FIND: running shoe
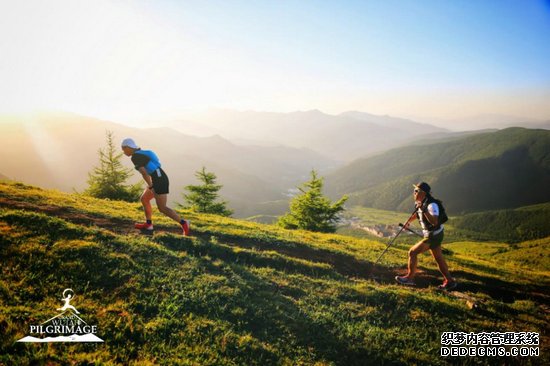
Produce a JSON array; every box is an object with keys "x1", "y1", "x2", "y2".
[
  {"x1": 135, "y1": 222, "x2": 153, "y2": 231},
  {"x1": 395, "y1": 276, "x2": 416, "y2": 286},
  {"x1": 437, "y1": 280, "x2": 458, "y2": 291},
  {"x1": 182, "y1": 220, "x2": 190, "y2": 236}
]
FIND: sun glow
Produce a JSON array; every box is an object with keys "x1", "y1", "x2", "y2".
[
  {"x1": 0, "y1": 1, "x2": 250, "y2": 124},
  {"x1": 1, "y1": 1, "x2": 549, "y2": 126}
]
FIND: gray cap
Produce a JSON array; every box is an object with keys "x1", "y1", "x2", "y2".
[{"x1": 121, "y1": 138, "x2": 139, "y2": 149}]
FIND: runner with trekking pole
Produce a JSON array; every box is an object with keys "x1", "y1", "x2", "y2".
[
  {"x1": 395, "y1": 182, "x2": 457, "y2": 290},
  {"x1": 121, "y1": 138, "x2": 190, "y2": 236}
]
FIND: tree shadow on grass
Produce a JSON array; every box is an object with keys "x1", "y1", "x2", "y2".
[{"x1": 195, "y1": 231, "x2": 380, "y2": 279}]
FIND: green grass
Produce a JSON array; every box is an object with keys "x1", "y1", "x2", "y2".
[
  {"x1": 0, "y1": 181, "x2": 548, "y2": 365},
  {"x1": 447, "y1": 239, "x2": 550, "y2": 273}
]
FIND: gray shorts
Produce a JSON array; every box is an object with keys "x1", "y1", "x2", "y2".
[{"x1": 420, "y1": 230, "x2": 444, "y2": 249}]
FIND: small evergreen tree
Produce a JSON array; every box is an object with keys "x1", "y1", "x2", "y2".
[
  {"x1": 85, "y1": 131, "x2": 142, "y2": 201},
  {"x1": 179, "y1": 167, "x2": 233, "y2": 216},
  {"x1": 278, "y1": 170, "x2": 348, "y2": 233}
]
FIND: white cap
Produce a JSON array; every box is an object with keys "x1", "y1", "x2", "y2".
[{"x1": 121, "y1": 138, "x2": 139, "y2": 149}]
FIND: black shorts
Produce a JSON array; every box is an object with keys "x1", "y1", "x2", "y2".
[{"x1": 151, "y1": 168, "x2": 169, "y2": 194}]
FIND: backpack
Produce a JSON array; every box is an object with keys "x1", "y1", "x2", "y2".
[
  {"x1": 418, "y1": 196, "x2": 449, "y2": 229},
  {"x1": 430, "y1": 197, "x2": 448, "y2": 225}
]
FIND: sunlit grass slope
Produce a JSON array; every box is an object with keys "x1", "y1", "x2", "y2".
[{"x1": 0, "y1": 181, "x2": 548, "y2": 365}]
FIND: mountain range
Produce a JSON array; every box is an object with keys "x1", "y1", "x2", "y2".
[
  {"x1": 2, "y1": 110, "x2": 548, "y2": 219},
  {"x1": 325, "y1": 127, "x2": 550, "y2": 214},
  {"x1": 0, "y1": 110, "x2": 452, "y2": 217},
  {"x1": 156, "y1": 109, "x2": 448, "y2": 161},
  {"x1": 415, "y1": 114, "x2": 550, "y2": 131},
  {"x1": 0, "y1": 112, "x2": 336, "y2": 217}
]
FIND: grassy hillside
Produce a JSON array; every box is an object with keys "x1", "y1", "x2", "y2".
[
  {"x1": 0, "y1": 181, "x2": 548, "y2": 365},
  {"x1": 326, "y1": 128, "x2": 550, "y2": 214}
]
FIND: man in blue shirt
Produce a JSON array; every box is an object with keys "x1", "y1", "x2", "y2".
[{"x1": 121, "y1": 138, "x2": 190, "y2": 236}]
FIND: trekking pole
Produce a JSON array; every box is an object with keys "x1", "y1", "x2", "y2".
[
  {"x1": 374, "y1": 209, "x2": 417, "y2": 266},
  {"x1": 398, "y1": 223, "x2": 423, "y2": 237}
]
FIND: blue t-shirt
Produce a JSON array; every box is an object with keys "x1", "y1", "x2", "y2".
[{"x1": 131, "y1": 149, "x2": 162, "y2": 175}]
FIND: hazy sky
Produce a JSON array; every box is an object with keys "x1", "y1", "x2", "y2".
[{"x1": 1, "y1": 0, "x2": 549, "y2": 125}]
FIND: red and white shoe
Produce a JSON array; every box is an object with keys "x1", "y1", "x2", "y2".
[
  {"x1": 135, "y1": 222, "x2": 153, "y2": 231},
  {"x1": 181, "y1": 220, "x2": 190, "y2": 236}
]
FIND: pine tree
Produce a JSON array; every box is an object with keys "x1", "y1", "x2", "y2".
[
  {"x1": 278, "y1": 170, "x2": 348, "y2": 233},
  {"x1": 180, "y1": 167, "x2": 233, "y2": 216},
  {"x1": 84, "y1": 131, "x2": 142, "y2": 201}
]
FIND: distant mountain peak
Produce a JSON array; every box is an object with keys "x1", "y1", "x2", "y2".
[{"x1": 288, "y1": 109, "x2": 326, "y2": 116}]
